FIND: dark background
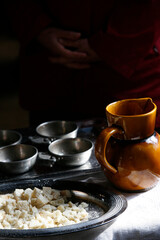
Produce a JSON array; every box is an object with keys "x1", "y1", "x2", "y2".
[{"x1": 0, "y1": 1, "x2": 29, "y2": 129}]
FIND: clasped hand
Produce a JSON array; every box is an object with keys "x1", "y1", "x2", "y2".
[{"x1": 37, "y1": 27, "x2": 100, "y2": 69}]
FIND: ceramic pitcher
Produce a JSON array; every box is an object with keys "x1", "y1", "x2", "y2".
[{"x1": 95, "y1": 98, "x2": 160, "y2": 192}]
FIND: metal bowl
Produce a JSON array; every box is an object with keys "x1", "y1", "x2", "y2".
[
  {"x1": 0, "y1": 144, "x2": 38, "y2": 174},
  {"x1": 36, "y1": 121, "x2": 78, "y2": 140},
  {"x1": 48, "y1": 138, "x2": 93, "y2": 167},
  {"x1": 0, "y1": 130, "x2": 22, "y2": 149}
]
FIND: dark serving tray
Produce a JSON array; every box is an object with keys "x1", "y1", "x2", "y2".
[
  {"x1": 0, "y1": 178, "x2": 127, "y2": 240},
  {"x1": 0, "y1": 119, "x2": 107, "y2": 183}
]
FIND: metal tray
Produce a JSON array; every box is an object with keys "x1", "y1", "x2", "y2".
[
  {"x1": 0, "y1": 178, "x2": 127, "y2": 240},
  {"x1": 0, "y1": 119, "x2": 106, "y2": 183}
]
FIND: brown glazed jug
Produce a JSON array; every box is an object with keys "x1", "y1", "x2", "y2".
[{"x1": 95, "y1": 98, "x2": 160, "y2": 192}]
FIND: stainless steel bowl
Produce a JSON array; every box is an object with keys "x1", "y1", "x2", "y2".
[
  {"x1": 0, "y1": 130, "x2": 22, "y2": 149},
  {"x1": 48, "y1": 138, "x2": 93, "y2": 167},
  {"x1": 36, "y1": 121, "x2": 78, "y2": 140},
  {"x1": 0, "y1": 144, "x2": 38, "y2": 174}
]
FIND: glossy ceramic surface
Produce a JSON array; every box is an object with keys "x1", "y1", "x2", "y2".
[
  {"x1": 106, "y1": 98, "x2": 156, "y2": 140},
  {"x1": 0, "y1": 179, "x2": 127, "y2": 239},
  {"x1": 95, "y1": 98, "x2": 160, "y2": 192}
]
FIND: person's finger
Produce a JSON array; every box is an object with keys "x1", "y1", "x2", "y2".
[
  {"x1": 63, "y1": 48, "x2": 87, "y2": 58},
  {"x1": 59, "y1": 30, "x2": 81, "y2": 40},
  {"x1": 58, "y1": 44, "x2": 87, "y2": 58},
  {"x1": 59, "y1": 38, "x2": 81, "y2": 48},
  {"x1": 65, "y1": 63, "x2": 91, "y2": 69}
]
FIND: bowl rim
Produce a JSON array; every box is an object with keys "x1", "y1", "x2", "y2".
[
  {"x1": 48, "y1": 137, "x2": 93, "y2": 157},
  {"x1": 0, "y1": 130, "x2": 22, "y2": 149},
  {"x1": 0, "y1": 144, "x2": 38, "y2": 164},
  {"x1": 0, "y1": 179, "x2": 127, "y2": 238},
  {"x1": 36, "y1": 120, "x2": 78, "y2": 138}
]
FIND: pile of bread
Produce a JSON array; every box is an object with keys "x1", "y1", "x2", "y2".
[{"x1": 0, "y1": 186, "x2": 89, "y2": 229}]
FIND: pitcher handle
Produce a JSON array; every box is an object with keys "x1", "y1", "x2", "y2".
[{"x1": 95, "y1": 127, "x2": 123, "y2": 174}]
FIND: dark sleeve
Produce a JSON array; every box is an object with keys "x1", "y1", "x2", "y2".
[
  {"x1": 88, "y1": 0, "x2": 154, "y2": 78},
  {"x1": 6, "y1": 0, "x2": 52, "y2": 47}
]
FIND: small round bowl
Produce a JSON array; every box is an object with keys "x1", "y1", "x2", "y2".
[
  {"x1": 36, "y1": 121, "x2": 78, "y2": 141},
  {"x1": 48, "y1": 138, "x2": 93, "y2": 167},
  {"x1": 0, "y1": 144, "x2": 38, "y2": 174},
  {"x1": 0, "y1": 130, "x2": 22, "y2": 149}
]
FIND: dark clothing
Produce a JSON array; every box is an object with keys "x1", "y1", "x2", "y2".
[{"x1": 8, "y1": 0, "x2": 160, "y2": 127}]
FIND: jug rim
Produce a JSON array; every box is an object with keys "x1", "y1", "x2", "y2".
[{"x1": 106, "y1": 98, "x2": 157, "y2": 118}]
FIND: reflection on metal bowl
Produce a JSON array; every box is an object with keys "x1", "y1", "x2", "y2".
[
  {"x1": 48, "y1": 137, "x2": 93, "y2": 167},
  {"x1": 0, "y1": 130, "x2": 22, "y2": 149},
  {"x1": 36, "y1": 121, "x2": 78, "y2": 140},
  {"x1": 0, "y1": 144, "x2": 38, "y2": 174}
]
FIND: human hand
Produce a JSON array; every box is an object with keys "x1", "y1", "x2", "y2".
[
  {"x1": 58, "y1": 38, "x2": 100, "y2": 66},
  {"x1": 37, "y1": 27, "x2": 90, "y2": 69}
]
